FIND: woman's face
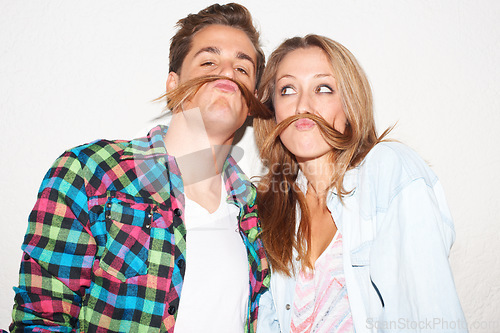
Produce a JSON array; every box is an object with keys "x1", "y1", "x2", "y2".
[{"x1": 274, "y1": 46, "x2": 347, "y2": 162}]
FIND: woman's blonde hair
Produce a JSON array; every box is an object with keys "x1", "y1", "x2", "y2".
[{"x1": 254, "y1": 35, "x2": 389, "y2": 275}]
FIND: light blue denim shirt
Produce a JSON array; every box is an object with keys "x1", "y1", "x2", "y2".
[{"x1": 257, "y1": 142, "x2": 467, "y2": 333}]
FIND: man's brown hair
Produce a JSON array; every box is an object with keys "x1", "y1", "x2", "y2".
[{"x1": 169, "y1": 3, "x2": 265, "y2": 87}]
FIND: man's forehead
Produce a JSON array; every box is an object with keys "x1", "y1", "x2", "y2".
[{"x1": 190, "y1": 25, "x2": 257, "y2": 59}]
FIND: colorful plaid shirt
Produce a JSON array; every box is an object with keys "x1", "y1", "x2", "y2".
[{"x1": 11, "y1": 125, "x2": 269, "y2": 333}]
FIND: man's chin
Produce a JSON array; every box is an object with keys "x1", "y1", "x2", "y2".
[
  {"x1": 202, "y1": 113, "x2": 247, "y2": 134},
  {"x1": 206, "y1": 96, "x2": 246, "y2": 116}
]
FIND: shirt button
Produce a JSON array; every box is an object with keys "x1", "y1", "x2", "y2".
[
  {"x1": 168, "y1": 305, "x2": 176, "y2": 315},
  {"x1": 145, "y1": 224, "x2": 151, "y2": 229},
  {"x1": 105, "y1": 211, "x2": 111, "y2": 219},
  {"x1": 174, "y1": 208, "x2": 182, "y2": 216},
  {"x1": 286, "y1": 304, "x2": 291, "y2": 310},
  {"x1": 178, "y1": 259, "x2": 185, "y2": 268},
  {"x1": 106, "y1": 202, "x2": 112, "y2": 208}
]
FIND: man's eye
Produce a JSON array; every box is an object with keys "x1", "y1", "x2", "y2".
[
  {"x1": 315, "y1": 85, "x2": 333, "y2": 93},
  {"x1": 280, "y1": 86, "x2": 295, "y2": 96},
  {"x1": 201, "y1": 61, "x2": 215, "y2": 67},
  {"x1": 236, "y1": 67, "x2": 248, "y2": 75}
]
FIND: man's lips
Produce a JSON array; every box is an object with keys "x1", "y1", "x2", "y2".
[
  {"x1": 295, "y1": 118, "x2": 315, "y2": 130},
  {"x1": 213, "y1": 79, "x2": 238, "y2": 93}
]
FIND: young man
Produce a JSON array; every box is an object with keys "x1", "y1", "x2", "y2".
[{"x1": 10, "y1": 4, "x2": 269, "y2": 333}]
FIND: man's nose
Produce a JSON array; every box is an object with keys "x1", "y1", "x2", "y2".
[{"x1": 218, "y1": 62, "x2": 235, "y2": 79}]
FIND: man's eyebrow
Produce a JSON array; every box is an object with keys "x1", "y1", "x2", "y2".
[
  {"x1": 193, "y1": 47, "x2": 255, "y2": 69},
  {"x1": 236, "y1": 51, "x2": 255, "y2": 69},
  {"x1": 193, "y1": 46, "x2": 221, "y2": 58}
]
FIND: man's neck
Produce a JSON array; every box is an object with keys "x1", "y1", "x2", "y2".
[
  {"x1": 163, "y1": 108, "x2": 234, "y2": 212},
  {"x1": 164, "y1": 108, "x2": 233, "y2": 176}
]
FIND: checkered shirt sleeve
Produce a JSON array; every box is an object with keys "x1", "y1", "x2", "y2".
[{"x1": 12, "y1": 149, "x2": 95, "y2": 332}]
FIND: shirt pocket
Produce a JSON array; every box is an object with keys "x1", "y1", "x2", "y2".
[
  {"x1": 99, "y1": 192, "x2": 154, "y2": 282},
  {"x1": 350, "y1": 240, "x2": 371, "y2": 267},
  {"x1": 350, "y1": 241, "x2": 385, "y2": 308}
]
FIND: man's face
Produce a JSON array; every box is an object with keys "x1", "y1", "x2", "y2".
[{"x1": 167, "y1": 24, "x2": 257, "y2": 141}]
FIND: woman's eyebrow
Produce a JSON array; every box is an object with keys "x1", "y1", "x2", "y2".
[
  {"x1": 276, "y1": 74, "x2": 296, "y2": 82},
  {"x1": 276, "y1": 74, "x2": 334, "y2": 82},
  {"x1": 314, "y1": 74, "x2": 334, "y2": 78}
]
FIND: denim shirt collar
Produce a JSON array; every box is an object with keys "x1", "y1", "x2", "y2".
[
  {"x1": 295, "y1": 166, "x2": 359, "y2": 197},
  {"x1": 296, "y1": 166, "x2": 360, "y2": 233}
]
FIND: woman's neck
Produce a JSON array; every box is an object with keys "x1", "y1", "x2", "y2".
[{"x1": 297, "y1": 154, "x2": 334, "y2": 203}]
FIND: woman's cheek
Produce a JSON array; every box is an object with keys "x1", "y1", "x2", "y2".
[
  {"x1": 278, "y1": 127, "x2": 294, "y2": 151},
  {"x1": 274, "y1": 101, "x2": 292, "y2": 123}
]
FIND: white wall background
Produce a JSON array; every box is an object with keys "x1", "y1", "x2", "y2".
[{"x1": 1, "y1": 1, "x2": 498, "y2": 331}]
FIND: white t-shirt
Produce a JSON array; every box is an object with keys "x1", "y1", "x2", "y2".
[{"x1": 174, "y1": 180, "x2": 249, "y2": 333}]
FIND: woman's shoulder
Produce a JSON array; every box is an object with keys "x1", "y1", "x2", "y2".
[
  {"x1": 359, "y1": 142, "x2": 439, "y2": 189},
  {"x1": 365, "y1": 141, "x2": 421, "y2": 164}
]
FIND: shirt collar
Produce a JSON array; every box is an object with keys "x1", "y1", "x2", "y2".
[
  {"x1": 296, "y1": 166, "x2": 359, "y2": 235},
  {"x1": 120, "y1": 125, "x2": 254, "y2": 206},
  {"x1": 296, "y1": 169, "x2": 308, "y2": 195},
  {"x1": 121, "y1": 125, "x2": 169, "y2": 160},
  {"x1": 296, "y1": 165, "x2": 359, "y2": 199},
  {"x1": 222, "y1": 155, "x2": 254, "y2": 208}
]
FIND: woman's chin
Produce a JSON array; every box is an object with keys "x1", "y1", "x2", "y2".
[{"x1": 291, "y1": 147, "x2": 332, "y2": 164}]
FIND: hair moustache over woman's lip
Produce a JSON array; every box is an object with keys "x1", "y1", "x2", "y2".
[
  {"x1": 277, "y1": 113, "x2": 333, "y2": 133},
  {"x1": 267, "y1": 113, "x2": 357, "y2": 151},
  {"x1": 294, "y1": 118, "x2": 316, "y2": 130},
  {"x1": 166, "y1": 75, "x2": 273, "y2": 118}
]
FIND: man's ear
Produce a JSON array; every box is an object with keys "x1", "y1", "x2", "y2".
[{"x1": 166, "y1": 72, "x2": 180, "y2": 92}]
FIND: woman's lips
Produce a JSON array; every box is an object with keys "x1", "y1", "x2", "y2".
[
  {"x1": 295, "y1": 118, "x2": 315, "y2": 130},
  {"x1": 213, "y1": 79, "x2": 238, "y2": 93}
]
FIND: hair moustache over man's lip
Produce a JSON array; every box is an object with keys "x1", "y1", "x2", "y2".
[
  {"x1": 212, "y1": 79, "x2": 239, "y2": 93},
  {"x1": 166, "y1": 75, "x2": 273, "y2": 119}
]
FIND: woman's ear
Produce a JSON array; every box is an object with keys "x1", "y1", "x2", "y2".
[{"x1": 166, "y1": 72, "x2": 180, "y2": 92}]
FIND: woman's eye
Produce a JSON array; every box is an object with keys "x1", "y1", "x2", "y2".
[
  {"x1": 316, "y1": 85, "x2": 333, "y2": 93},
  {"x1": 280, "y1": 86, "x2": 296, "y2": 95}
]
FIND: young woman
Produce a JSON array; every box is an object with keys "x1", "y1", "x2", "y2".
[{"x1": 254, "y1": 35, "x2": 467, "y2": 332}]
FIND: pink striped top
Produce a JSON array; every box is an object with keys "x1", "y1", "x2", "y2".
[{"x1": 291, "y1": 232, "x2": 353, "y2": 333}]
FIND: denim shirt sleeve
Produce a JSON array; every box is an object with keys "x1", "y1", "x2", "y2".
[
  {"x1": 367, "y1": 144, "x2": 467, "y2": 332},
  {"x1": 256, "y1": 289, "x2": 281, "y2": 333}
]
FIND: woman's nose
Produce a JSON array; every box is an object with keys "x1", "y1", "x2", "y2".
[{"x1": 295, "y1": 92, "x2": 312, "y2": 115}]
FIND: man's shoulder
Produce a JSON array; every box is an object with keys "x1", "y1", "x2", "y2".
[
  {"x1": 64, "y1": 126, "x2": 165, "y2": 165},
  {"x1": 64, "y1": 138, "x2": 132, "y2": 165},
  {"x1": 49, "y1": 129, "x2": 158, "y2": 182}
]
